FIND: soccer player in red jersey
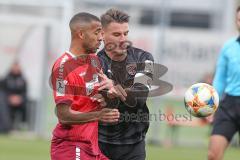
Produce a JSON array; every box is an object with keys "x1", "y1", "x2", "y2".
[{"x1": 50, "y1": 12, "x2": 120, "y2": 160}]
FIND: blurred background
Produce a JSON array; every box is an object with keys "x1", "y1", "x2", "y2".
[{"x1": 0, "y1": 0, "x2": 239, "y2": 159}]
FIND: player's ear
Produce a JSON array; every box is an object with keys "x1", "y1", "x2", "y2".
[{"x1": 77, "y1": 30, "x2": 85, "y2": 40}]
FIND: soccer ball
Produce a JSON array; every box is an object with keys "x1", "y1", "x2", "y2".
[{"x1": 184, "y1": 83, "x2": 219, "y2": 117}]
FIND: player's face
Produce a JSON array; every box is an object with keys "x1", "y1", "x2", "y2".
[
  {"x1": 11, "y1": 63, "x2": 21, "y2": 75},
  {"x1": 103, "y1": 22, "x2": 129, "y2": 60},
  {"x1": 82, "y1": 21, "x2": 102, "y2": 54},
  {"x1": 237, "y1": 11, "x2": 240, "y2": 31}
]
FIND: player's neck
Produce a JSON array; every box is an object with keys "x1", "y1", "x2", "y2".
[
  {"x1": 69, "y1": 48, "x2": 86, "y2": 57},
  {"x1": 69, "y1": 43, "x2": 88, "y2": 57},
  {"x1": 105, "y1": 51, "x2": 127, "y2": 62}
]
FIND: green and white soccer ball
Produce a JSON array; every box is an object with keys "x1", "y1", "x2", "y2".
[{"x1": 184, "y1": 83, "x2": 219, "y2": 117}]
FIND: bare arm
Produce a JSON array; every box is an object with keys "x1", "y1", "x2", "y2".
[{"x1": 56, "y1": 105, "x2": 120, "y2": 125}]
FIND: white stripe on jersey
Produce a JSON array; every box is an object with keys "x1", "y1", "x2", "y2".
[{"x1": 76, "y1": 146, "x2": 80, "y2": 160}]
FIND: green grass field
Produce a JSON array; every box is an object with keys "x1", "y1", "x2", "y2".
[
  {"x1": 1, "y1": 97, "x2": 237, "y2": 160},
  {"x1": 0, "y1": 135, "x2": 239, "y2": 160}
]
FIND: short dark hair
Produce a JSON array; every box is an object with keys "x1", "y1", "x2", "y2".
[
  {"x1": 69, "y1": 12, "x2": 100, "y2": 31},
  {"x1": 101, "y1": 8, "x2": 130, "y2": 28},
  {"x1": 237, "y1": 6, "x2": 240, "y2": 13}
]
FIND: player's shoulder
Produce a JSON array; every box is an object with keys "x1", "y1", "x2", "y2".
[
  {"x1": 222, "y1": 37, "x2": 238, "y2": 52},
  {"x1": 88, "y1": 53, "x2": 98, "y2": 58},
  {"x1": 52, "y1": 52, "x2": 72, "y2": 69},
  {"x1": 224, "y1": 37, "x2": 237, "y2": 45},
  {"x1": 128, "y1": 46, "x2": 152, "y2": 56},
  {"x1": 127, "y1": 46, "x2": 154, "y2": 61}
]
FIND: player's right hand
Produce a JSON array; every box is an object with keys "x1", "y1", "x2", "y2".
[{"x1": 98, "y1": 108, "x2": 120, "y2": 123}]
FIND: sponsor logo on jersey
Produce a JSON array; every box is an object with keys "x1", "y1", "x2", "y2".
[
  {"x1": 56, "y1": 79, "x2": 65, "y2": 96},
  {"x1": 91, "y1": 58, "x2": 98, "y2": 68}
]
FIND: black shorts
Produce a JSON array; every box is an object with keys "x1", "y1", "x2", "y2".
[
  {"x1": 211, "y1": 94, "x2": 240, "y2": 142},
  {"x1": 99, "y1": 140, "x2": 146, "y2": 160}
]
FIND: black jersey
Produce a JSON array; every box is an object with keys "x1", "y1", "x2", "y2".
[{"x1": 97, "y1": 46, "x2": 154, "y2": 144}]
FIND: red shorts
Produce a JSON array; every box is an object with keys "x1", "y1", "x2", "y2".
[{"x1": 51, "y1": 141, "x2": 108, "y2": 160}]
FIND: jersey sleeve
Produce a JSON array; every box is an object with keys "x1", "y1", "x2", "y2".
[
  {"x1": 213, "y1": 45, "x2": 227, "y2": 98},
  {"x1": 51, "y1": 59, "x2": 74, "y2": 106}
]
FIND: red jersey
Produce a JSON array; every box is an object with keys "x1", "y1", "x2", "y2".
[{"x1": 51, "y1": 51, "x2": 102, "y2": 156}]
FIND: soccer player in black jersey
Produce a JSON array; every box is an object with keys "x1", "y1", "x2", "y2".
[{"x1": 97, "y1": 8, "x2": 154, "y2": 160}]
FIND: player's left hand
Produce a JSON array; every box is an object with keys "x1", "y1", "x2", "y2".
[{"x1": 107, "y1": 84, "x2": 127, "y2": 101}]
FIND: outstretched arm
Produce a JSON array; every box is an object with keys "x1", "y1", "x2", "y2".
[
  {"x1": 56, "y1": 94, "x2": 120, "y2": 125},
  {"x1": 56, "y1": 104, "x2": 120, "y2": 125}
]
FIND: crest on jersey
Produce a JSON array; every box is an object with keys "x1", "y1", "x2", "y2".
[
  {"x1": 85, "y1": 74, "x2": 99, "y2": 95},
  {"x1": 86, "y1": 82, "x2": 94, "y2": 95},
  {"x1": 91, "y1": 58, "x2": 98, "y2": 68},
  {"x1": 126, "y1": 63, "x2": 137, "y2": 75}
]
